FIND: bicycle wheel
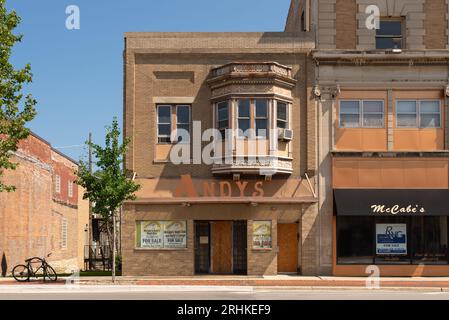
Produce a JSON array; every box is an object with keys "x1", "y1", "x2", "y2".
[
  {"x1": 44, "y1": 265, "x2": 58, "y2": 282},
  {"x1": 12, "y1": 265, "x2": 30, "y2": 282}
]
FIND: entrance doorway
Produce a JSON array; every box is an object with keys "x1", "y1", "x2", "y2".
[
  {"x1": 194, "y1": 221, "x2": 247, "y2": 275},
  {"x1": 277, "y1": 223, "x2": 299, "y2": 273}
]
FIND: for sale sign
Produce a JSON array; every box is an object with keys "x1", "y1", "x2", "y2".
[{"x1": 376, "y1": 224, "x2": 407, "y2": 255}]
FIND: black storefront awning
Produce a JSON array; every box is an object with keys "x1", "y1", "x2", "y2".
[{"x1": 334, "y1": 189, "x2": 449, "y2": 216}]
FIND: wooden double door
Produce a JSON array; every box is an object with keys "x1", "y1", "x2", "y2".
[{"x1": 194, "y1": 221, "x2": 247, "y2": 275}]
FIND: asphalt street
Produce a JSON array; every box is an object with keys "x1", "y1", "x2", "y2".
[{"x1": 0, "y1": 285, "x2": 449, "y2": 300}]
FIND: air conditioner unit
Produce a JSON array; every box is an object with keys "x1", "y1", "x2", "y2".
[{"x1": 278, "y1": 128, "x2": 293, "y2": 141}]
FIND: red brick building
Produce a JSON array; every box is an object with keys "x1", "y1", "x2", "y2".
[{"x1": 0, "y1": 133, "x2": 89, "y2": 275}]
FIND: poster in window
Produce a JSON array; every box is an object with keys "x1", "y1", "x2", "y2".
[
  {"x1": 252, "y1": 221, "x2": 272, "y2": 249},
  {"x1": 137, "y1": 221, "x2": 187, "y2": 249},
  {"x1": 163, "y1": 221, "x2": 187, "y2": 248},
  {"x1": 376, "y1": 224, "x2": 407, "y2": 255},
  {"x1": 140, "y1": 221, "x2": 164, "y2": 248}
]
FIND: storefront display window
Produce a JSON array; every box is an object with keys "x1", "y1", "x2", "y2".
[
  {"x1": 337, "y1": 216, "x2": 374, "y2": 264},
  {"x1": 412, "y1": 217, "x2": 448, "y2": 264},
  {"x1": 136, "y1": 221, "x2": 187, "y2": 249},
  {"x1": 337, "y1": 216, "x2": 449, "y2": 265}
]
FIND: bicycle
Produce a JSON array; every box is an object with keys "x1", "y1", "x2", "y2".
[{"x1": 12, "y1": 253, "x2": 58, "y2": 282}]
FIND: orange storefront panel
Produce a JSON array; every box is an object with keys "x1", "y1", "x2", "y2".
[{"x1": 333, "y1": 158, "x2": 449, "y2": 189}]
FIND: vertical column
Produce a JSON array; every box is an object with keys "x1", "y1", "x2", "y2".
[
  {"x1": 445, "y1": 87, "x2": 449, "y2": 150},
  {"x1": 387, "y1": 89, "x2": 394, "y2": 150},
  {"x1": 317, "y1": 0, "x2": 337, "y2": 49},
  {"x1": 446, "y1": 0, "x2": 449, "y2": 49}
]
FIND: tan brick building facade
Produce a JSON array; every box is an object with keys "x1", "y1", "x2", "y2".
[
  {"x1": 0, "y1": 133, "x2": 89, "y2": 275},
  {"x1": 122, "y1": 32, "x2": 322, "y2": 276}
]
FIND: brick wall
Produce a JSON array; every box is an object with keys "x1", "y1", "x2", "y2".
[
  {"x1": 425, "y1": 0, "x2": 447, "y2": 49},
  {"x1": 0, "y1": 134, "x2": 82, "y2": 275},
  {"x1": 335, "y1": 0, "x2": 357, "y2": 49}
]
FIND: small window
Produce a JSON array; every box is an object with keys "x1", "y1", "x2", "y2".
[
  {"x1": 376, "y1": 19, "x2": 403, "y2": 49},
  {"x1": 420, "y1": 101, "x2": 441, "y2": 128},
  {"x1": 238, "y1": 99, "x2": 251, "y2": 137},
  {"x1": 55, "y1": 175, "x2": 61, "y2": 194},
  {"x1": 396, "y1": 101, "x2": 418, "y2": 127},
  {"x1": 157, "y1": 105, "x2": 172, "y2": 144},
  {"x1": 216, "y1": 101, "x2": 229, "y2": 140},
  {"x1": 396, "y1": 100, "x2": 441, "y2": 128},
  {"x1": 176, "y1": 105, "x2": 191, "y2": 143},
  {"x1": 255, "y1": 100, "x2": 268, "y2": 137},
  {"x1": 340, "y1": 101, "x2": 361, "y2": 128},
  {"x1": 340, "y1": 100, "x2": 384, "y2": 128},
  {"x1": 68, "y1": 181, "x2": 73, "y2": 198},
  {"x1": 61, "y1": 218, "x2": 68, "y2": 249},
  {"x1": 276, "y1": 101, "x2": 288, "y2": 129}
]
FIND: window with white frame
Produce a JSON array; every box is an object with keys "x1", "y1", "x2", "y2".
[
  {"x1": 376, "y1": 19, "x2": 404, "y2": 49},
  {"x1": 237, "y1": 99, "x2": 251, "y2": 137},
  {"x1": 396, "y1": 100, "x2": 441, "y2": 128},
  {"x1": 157, "y1": 104, "x2": 191, "y2": 144},
  {"x1": 216, "y1": 101, "x2": 229, "y2": 140},
  {"x1": 157, "y1": 105, "x2": 172, "y2": 143},
  {"x1": 276, "y1": 101, "x2": 288, "y2": 129},
  {"x1": 339, "y1": 100, "x2": 384, "y2": 128},
  {"x1": 176, "y1": 105, "x2": 191, "y2": 143},
  {"x1": 255, "y1": 99, "x2": 268, "y2": 137},
  {"x1": 61, "y1": 218, "x2": 68, "y2": 249},
  {"x1": 68, "y1": 181, "x2": 73, "y2": 198},
  {"x1": 55, "y1": 175, "x2": 61, "y2": 194}
]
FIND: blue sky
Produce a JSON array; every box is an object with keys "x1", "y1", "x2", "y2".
[{"x1": 7, "y1": 0, "x2": 290, "y2": 161}]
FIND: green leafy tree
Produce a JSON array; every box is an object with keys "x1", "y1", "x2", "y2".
[
  {"x1": 76, "y1": 118, "x2": 140, "y2": 279},
  {"x1": 0, "y1": 0, "x2": 37, "y2": 192}
]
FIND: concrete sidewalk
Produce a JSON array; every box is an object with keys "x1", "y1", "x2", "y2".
[{"x1": 3, "y1": 275, "x2": 449, "y2": 289}]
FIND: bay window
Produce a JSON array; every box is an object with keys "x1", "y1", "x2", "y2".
[
  {"x1": 216, "y1": 101, "x2": 229, "y2": 140},
  {"x1": 255, "y1": 99, "x2": 268, "y2": 137},
  {"x1": 276, "y1": 101, "x2": 288, "y2": 129},
  {"x1": 237, "y1": 99, "x2": 251, "y2": 137}
]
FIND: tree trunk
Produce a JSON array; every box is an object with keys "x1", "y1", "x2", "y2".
[{"x1": 112, "y1": 210, "x2": 116, "y2": 283}]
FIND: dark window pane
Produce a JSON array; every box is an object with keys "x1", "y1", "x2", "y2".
[
  {"x1": 337, "y1": 216, "x2": 374, "y2": 264},
  {"x1": 277, "y1": 120, "x2": 287, "y2": 129},
  {"x1": 158, "y1": 136, "x2": 171, "y2": 144},
  {"x1": 218, "y1": 120, "x2": 228, "y2": 129},
  {"x1": 411, "y1": 217, "x2": 448, "y2": 265},
  {"x1": 158, "y1": 124, "x2": 171, "y2": 136},
  {"x1": 376, "y1": 37, "x2": 402, "y2": 49},
  {"x1": 377, "y1": 21, "x2": 402, "y2": 36},
  {"x1": 256, "y1": 119, "x2": 268, "y2": 137},
  {"x1": 238, "y1": 100, "x2": 250, "y2": 118},
  {"x1": 238, "y1": 119, "x2": 250, "y2": 136},
  {"x1": 256, "y1": 100, "x2": 268, "y2": 118},
  {"x1": 217, "y1": 102, "x2": 228, "y2": 121},
  {"x1": 158, "y1": 106, "x2": 171, "y2": 123},
  {"x1": 177, "y1": 106, "x2": 190, "y2": 124},
  {"x1": 277, "y1": 102, "x2": 287, "y2": 121}
]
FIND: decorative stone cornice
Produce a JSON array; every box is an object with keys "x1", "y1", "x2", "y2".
[{"x1": 207, "y1": 62, "x2": 297, "y2": 99}]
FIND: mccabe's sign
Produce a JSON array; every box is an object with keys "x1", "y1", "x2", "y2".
[
  {"x1": 370, "y1": 204, "x2": 426, "y2": 215},
  {"x1": 334, "y1": 189, "x2": 449, "y2": 216}
]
